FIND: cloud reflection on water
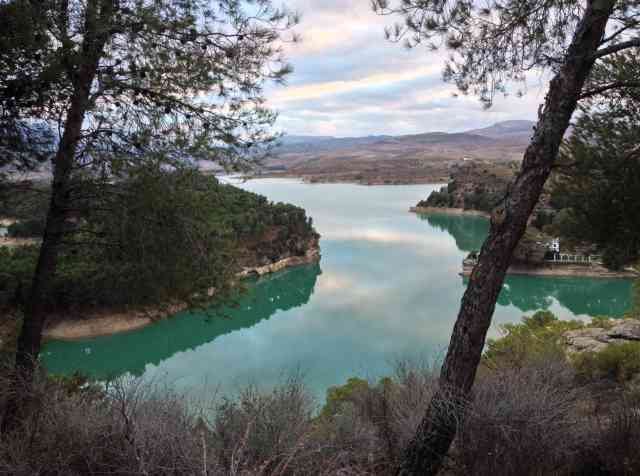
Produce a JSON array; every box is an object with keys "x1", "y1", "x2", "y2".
[{"x1": 42, "y1": 181, "x2": 633, "y2": 401}]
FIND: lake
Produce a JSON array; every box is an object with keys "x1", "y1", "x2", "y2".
[{"x1": 42, "y1": 179, "x2": 633, "y2": 400}]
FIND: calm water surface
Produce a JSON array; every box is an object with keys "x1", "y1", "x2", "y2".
[{"x1": 43, "y1": 179, "x2": 633, "y2": 399}]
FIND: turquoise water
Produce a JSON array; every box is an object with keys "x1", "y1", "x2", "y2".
[{"x1": 42, "y1": 180, "x2": 633, "y2": 399}]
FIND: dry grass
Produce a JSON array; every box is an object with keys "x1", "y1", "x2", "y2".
[{"x1": 1, "y1": 357, "x2": 640, "y2": 475}]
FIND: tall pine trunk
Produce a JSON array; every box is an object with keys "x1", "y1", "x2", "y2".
[
  {"x1": 397, "y1": 0, "x2": 616, "y2": 473},
  {"x1": 1, "y1": 0, "x2": 110, "y2": 433}
]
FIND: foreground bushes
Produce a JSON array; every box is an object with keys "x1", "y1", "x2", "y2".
[
  {"x1": 3, "y1": 311, "x2": 640, "y2": 475},
  {"x1": 2, "y1": 353, "x2": 640, "y2": 475}
]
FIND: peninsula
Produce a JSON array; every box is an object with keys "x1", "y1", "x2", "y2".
[{"x1": 412, "y1": 161, "x2": 639, "y2": 279}]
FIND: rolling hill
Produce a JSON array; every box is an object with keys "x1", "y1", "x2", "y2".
[{"x1": 260, "y1": 120, "x2": 536, "y2": 184}]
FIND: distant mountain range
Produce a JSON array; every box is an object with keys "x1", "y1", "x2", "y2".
[
  {"x1": 277, "y1": 120, "x2": 535, "y2": 152},
  {"x1": 262, "y1": 120, "x2": 536, "y2": 184}
]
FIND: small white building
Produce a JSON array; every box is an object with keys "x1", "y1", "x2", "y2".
[{"x1": 548, "y1": 238, "x2": 560, "y2": 253}]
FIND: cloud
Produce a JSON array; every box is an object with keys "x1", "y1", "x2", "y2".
[
  {"x1": 270, "y1": 65, "x2": 443, "y2": 104},
  {"x1": 264, "y1": 0, "x2": 548, "y2": 136}
]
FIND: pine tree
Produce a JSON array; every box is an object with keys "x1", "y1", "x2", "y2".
[
  {"x1": 1, "y1": 0, "x2": 297, "y2": 432},
  {"x1": 373, "y1": 0, "x2": 640, "y2": 473},
  {"x1": 552, "y1": 50, "x2": 640, "y2": 270}
]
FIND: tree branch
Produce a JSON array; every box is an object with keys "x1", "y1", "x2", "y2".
[
  {"x1": 592, "y1": 38, "x2": 640, "y2": 59},
  {"x1": 580, "y1": 80, "x2": 640, "y2": 98}
]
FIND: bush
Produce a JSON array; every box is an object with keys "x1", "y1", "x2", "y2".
[
  {"x1": 419, "y1": 186, "x2": 453, "y2": 208},
  {"x1": 483, "y1": 311, "x2": 583, "y2": 369},
  {"x1": 7, "y1": 218, "x2": 45, "y2": 238},
  {"x1": 573, "y1": 341, "x2": 640, "y2": 383},
  {"x1": 463, "y1": 188, "x2": 503, "y2": 212},
  {"x1": 602, "y1": 245, "x2": 632, "y2": 271},
  {"x1": 0, "y1": 245, "x2": 38, "y2": 306},
  {"x1": 456, "y1": 360, "x2": 581, "y2": 476},
  {"x1": 3, "y1": 354, "x2": 640, "y2": 475},
  {"x1": 531, "y1": 210, "x2": 554, "y2": 230}
]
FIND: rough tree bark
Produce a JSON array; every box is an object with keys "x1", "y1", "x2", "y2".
[
  {"x1": 397, "y1": 0, "x2": 616, "y2": 473},
  {"x1": 1, "y1": 0, "x2": 112, "y2": 434}
]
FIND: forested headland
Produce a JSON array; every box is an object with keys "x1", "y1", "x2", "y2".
[{"x1": 0, "y1": 168, "x2": 319, "y2": 335}]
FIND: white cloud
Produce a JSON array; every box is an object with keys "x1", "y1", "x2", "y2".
[{"x1": 264, "y1": 0, "x2": 549, "y2": 136}]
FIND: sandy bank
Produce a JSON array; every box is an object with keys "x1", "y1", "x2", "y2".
[
  {"x1": 44, "y1": 312, "x2": 155, "y2": 341},
  {"x1": 43, "y1": 245, "x2": 321, "y2": 341},
  {"x1": 410, "y1": 206, "x2": 490, "y2": 218},
  {"x1": 0, "y1": 237, "x2": 39, "y2": 247}
]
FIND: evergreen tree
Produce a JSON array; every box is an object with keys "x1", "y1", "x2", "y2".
[
  {"x1": 552, "y1": 53, "x2": 640, "y2": 269},
  {"x1": 1, "y1": 0, "x2": 297, "y2": 432},
  {"x1": 373, "y1": 0, "x2": 640, "y2": 473}
]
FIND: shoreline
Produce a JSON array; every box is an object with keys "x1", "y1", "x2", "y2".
[
  {"x1": 410, "y1": 207, "x2": 638, "y2": 279},
  {"x1": 242, "y1": 173, "x2": 447, "y2": 186},
  {"x1": 409, "y1": 206, "x2": 490, "y2": 218},
  {"x1": 461, "y1": 263, "x2": 638, "y2": 279},
  {"x1": 43, "y1": 245, "x2": 321, "y2": 341}
]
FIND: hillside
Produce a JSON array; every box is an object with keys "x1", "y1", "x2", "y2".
[
  {"x1": 0, "y1": 173, "x2": 320, "y2": 320},
  {"x1": 259, "y1": 120, "x2": 536, "y2": 184}
]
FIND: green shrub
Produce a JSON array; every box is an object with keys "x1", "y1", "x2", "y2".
[
  {"x1": 602, "y1": 245, "x2": 631, "y2": 271},
  {"x1": 573, "y1": 341, "x2": 640, "y2": 383},
  {"x1": 483, "y1": 311, "x2": 583, "y2": 369},
  {"x1": 320, "y1": 377, "x2": 370, "y2": 420},
  {"x1": 531, "y1": 210, "x2": 555, "y2": 230},
  {"x1": 0, "y1": 245, "x2": 38, "y2": 305},
  {"x1": 420, "y1": 186, "x2": 453, "y2": 208},
  {"x1": 7, "y1": 218, "x2": 45, "y2": 238}
]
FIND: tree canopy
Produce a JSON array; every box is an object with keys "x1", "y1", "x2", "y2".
[
  {"x1": 0, "y1": 0, "x2": 300, "y2": 432},
  {"x1": 551, "y1": 51, "x2": 640, "y2": 269},
  {"x1": 0, "y1": 0, "x2": 298, "y2": 170},
  {"x1": 373, "y1": 0, "x2": 639, "y2": 106},
  {"x1": 373, "y1": 0, "x2": 640, "y2": 474},
  {"x1": 0, "y1": 167, "x2": 316, "y2": 311}
]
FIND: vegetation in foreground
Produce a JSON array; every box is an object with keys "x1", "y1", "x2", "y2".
[{"x1": 2, "y1": 311, "x2": 640, "y2": 475}]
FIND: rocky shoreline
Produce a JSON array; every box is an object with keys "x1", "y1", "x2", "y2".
[
  {"x1": 412, "y1": 207, "x2": 638, "y2": 279},
  {"x1": 248, "y1": 173, "x2": 448, "y2": 186},
  {"x1": 461, "y1": 261, "x2": 639, "y2": 279},
  {"x1": 564, "y1": 319, "x2": 640, "y2": 354},
  {"x1": 43, "y1": 243, "x2": 321, "y2": 341},
  {"x1": 409, "y1": 206, "x2": 490, "y2": 218}
]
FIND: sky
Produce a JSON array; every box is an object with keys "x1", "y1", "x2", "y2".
[{"x1": 265, "y1": 0, "x2": 552, "y2": 137}]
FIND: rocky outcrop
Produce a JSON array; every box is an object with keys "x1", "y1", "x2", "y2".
[
  {"x1": 417, "y1": 160, "x2": 553, "y2": 225},
  {"x1": 236, "y1": 226, "x2": 321, "y2": 274},
  {"x1": 409, "y1": 206, "x2": 489, "y2": 217},
  {"x1": 417, "y1": 161, "x2": 516, "y2": 212},
  {"x1": 564, "y1": 320, "x2": 640, "y2": 354},
  {"x1": 238, "y1": 238, "x2": 321, "y2": 277}
]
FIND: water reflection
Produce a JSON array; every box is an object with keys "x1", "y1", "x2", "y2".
[
  {"x1": 419, "y1": 212, "x2": 633, "y2": 318},
  {"x1": 494, "y1": 275, "x2": 632, "y2": 317},
  {"x1": 416, "y1": 212, "x2": 489, "y2": 253},
  {"x1": 41, "y1": 181, "x2": 633, "y2": 400},
  {"x1": 43, "y1": 263, "x2": 322, "y2": 379}
]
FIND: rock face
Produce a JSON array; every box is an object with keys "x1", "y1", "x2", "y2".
[
  {"x1": 236, "y1": 226, "x2": 321, "y2": 274},
  {"x1": 238, "y1": 236, "x2": 321, "y2": 277},
  {"x1": 564, "y1": 320, "x2": 640, "y2": 354}
]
